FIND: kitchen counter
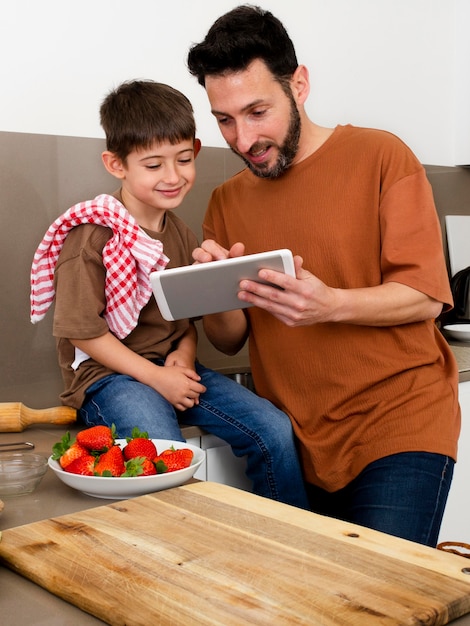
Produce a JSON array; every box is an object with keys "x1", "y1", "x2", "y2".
[
  {"x1": 1, "y1": 343, "x2": 470, "y2": 625},
  {"x1": 0, "y1": 426, "x2": 110, "y2": 624},
  {"x1": 0, "y1": 424, "x2": 198, "y2": 625},
  {"x1": 3, "y1": 460, "x2": 470, "y2": 624},
  {"x1": 2, "y1": 426, "x2": 470, "y2": 625}
]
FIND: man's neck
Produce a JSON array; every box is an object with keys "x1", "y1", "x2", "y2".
[{"x1": 295, "y1": 119, "x2": 335, "y2": 165}]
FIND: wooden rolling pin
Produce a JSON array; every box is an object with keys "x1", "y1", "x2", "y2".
[{"x1": 0, "y1": 403, "x2": 77, "y2": 432}]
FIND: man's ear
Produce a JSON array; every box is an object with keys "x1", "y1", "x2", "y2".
[
  {"x1": 101, "y1": 151, "x2": 126, "y2": 179},
  {"x1": 193, "y1": 138, "x2": 202, "y2": 158},
  {"x1": 291, "y1": 64, "x2": 310, "y2": 106}
]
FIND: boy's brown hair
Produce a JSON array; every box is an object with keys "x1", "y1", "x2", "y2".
[{"x1": 100, "y1": 80, "x2": 196, "y2": 162}]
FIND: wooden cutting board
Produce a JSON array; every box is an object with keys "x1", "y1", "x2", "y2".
[{"x1": 1, "y1": 481, "x2": 470, "y2": 625}]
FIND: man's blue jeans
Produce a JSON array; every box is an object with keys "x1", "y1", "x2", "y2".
[
  {"x1": 79, "y1": 361, "x2": 309, "y2": 510},
  {"x1": 305, "y1": 451, "x2": 454, "y2": 546}
]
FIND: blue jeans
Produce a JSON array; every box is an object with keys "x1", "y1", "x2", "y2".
[
  {"x1": 79, "y1": 361, "x2": 309, "y2": 510},
  {"x1": 305, "y1": 452, "x2": 454, "y2": 547}
]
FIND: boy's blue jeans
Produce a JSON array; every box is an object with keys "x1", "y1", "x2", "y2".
[
  {"x1": 79, "y1": 360, "x2": 309, "y2": 510},
  {"x1": 305, "y1": 451, "x2": 454, "y2": 547}
]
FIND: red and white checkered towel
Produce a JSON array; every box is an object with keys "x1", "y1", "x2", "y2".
[{"x1": 30, "y1": 194, "x2": 169, "y2": 339}]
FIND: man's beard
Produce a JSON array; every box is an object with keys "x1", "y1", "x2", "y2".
[{"x1": 230, "y1": 97, "x2": 301, "y2": 179}]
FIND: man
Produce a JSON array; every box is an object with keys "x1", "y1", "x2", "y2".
[{"x1": 187, "y1": 5, "x2": 460, "y2": 546}]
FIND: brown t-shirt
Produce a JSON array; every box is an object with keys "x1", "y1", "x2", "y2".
[
  {"x1": 53, "y1": 207, "x2": 198, "y2": 408},
  {"x1": 203, "y1": 124, "x2": 461, "y2": 491}
]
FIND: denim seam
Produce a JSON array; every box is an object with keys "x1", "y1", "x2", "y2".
[
  {"x1": 198, "y1": 398, "x2": 279, "y2": 500},
  {"x1": 424, "y1": 455, "x2": 450, "y2": 546}
]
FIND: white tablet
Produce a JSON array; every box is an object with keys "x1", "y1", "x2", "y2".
[{"x1": 150, "y1": 249, "x2": 295, "y2": 321}]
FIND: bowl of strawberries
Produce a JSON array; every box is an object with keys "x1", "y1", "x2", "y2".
[{"x1": 48, "y1": 425, "x2": 205, "y2": 499}]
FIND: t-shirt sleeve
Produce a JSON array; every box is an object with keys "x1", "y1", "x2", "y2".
[
  {"x1": 380, "y1": 169, "x2": 453, "y2": 309},
  {"x1": 52, "y1": 225, "x2": 110, "y2": 339}
]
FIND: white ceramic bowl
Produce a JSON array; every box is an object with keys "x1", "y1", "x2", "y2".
[
  {"x1": 443, "y1": 324, "x2": 470, "y2": 342},
  {"x1": 48, "y1": 439, "x2": 205, "y2": 499},
  {"x1": 0, "y1": 452, "x2": 48, "y2": 497}
]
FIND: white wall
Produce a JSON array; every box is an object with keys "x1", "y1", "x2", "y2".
[{"x1": 0, "y1": 0, "x2": 465, "y2": 164}]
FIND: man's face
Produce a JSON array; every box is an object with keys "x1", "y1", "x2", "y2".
[{"x1": 205, "y1": 59, "x2": 301, "y2": 178}]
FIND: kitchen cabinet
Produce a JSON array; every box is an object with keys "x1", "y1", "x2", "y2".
[
  {"x1": 186, "y1": 434, "x2": 251, "y2": 491},
  {"x1": 438, "y1": 381, "x2": 470, "y2": 543}
]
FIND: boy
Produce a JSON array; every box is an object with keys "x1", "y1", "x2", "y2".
[{"x1": 30, "y1": 80, "x2": 309, "y2": 509}]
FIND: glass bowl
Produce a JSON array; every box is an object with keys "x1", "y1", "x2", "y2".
[{"x1": 0, "y1": 452, "x2": 48, "y2": 497}]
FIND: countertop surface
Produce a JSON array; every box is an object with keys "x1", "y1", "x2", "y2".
[
  {"x1": 1, "y1": 426, "x2": 111, "y2": 624},
  {"x1": 1, "y1": 425, "x2": 470, "y2": 625},
  {"x1": 1, "y1": 341, "x2": 469, "y2": 624}
]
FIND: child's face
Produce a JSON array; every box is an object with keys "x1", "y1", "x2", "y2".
[{"x1": 119, "y1": 139, "x2": 199, "y2": 214}]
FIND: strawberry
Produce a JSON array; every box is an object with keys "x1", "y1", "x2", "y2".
[
  {"x1": 123, "y1": 438, "x2": 157, "y2": 461},
  {"x1": 123, "y1": 456, "x2": 157, "y2": 477},
  {"x1": 154, "y1": 447, "x2": 194, "y2": 473},
  {"x1": 64, "y1": 453, "x2": 96, "y2": 476},
  {"x1": 51, "y1": 432, "x2": 90, "y2": 469},
  {"x1": 94, "y1": 446, "x2": 126, "y2": 477},
  {"x1": 76, "y1": 424, "x2": 116, "y2": 453},
  {"x1": 58, "y1": 442, "x2": 90, "y2": 470}
]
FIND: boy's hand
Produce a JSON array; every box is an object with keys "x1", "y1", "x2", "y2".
[{"x1": 153, "y1": 366, "x2": 206, "y2": 411}]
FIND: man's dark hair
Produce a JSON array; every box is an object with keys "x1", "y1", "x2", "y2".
[
  {"x1": 187, "y1": 5, "x2": 298, "y2": 87},
  {"x1": 100, "y1": 80, "x2": 196, "y2": 162}
]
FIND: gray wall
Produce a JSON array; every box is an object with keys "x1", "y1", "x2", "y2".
[{"x1": 1, "y1": 131, "x2": 469, "y2": 407}]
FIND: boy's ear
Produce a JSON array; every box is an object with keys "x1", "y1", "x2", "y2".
[
  {"x1": 194, "y1": 138, "x2": 202, "y2": 158},
  {"x1": 101, "y1": 151, "x2": 126, "y2": 179}
]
